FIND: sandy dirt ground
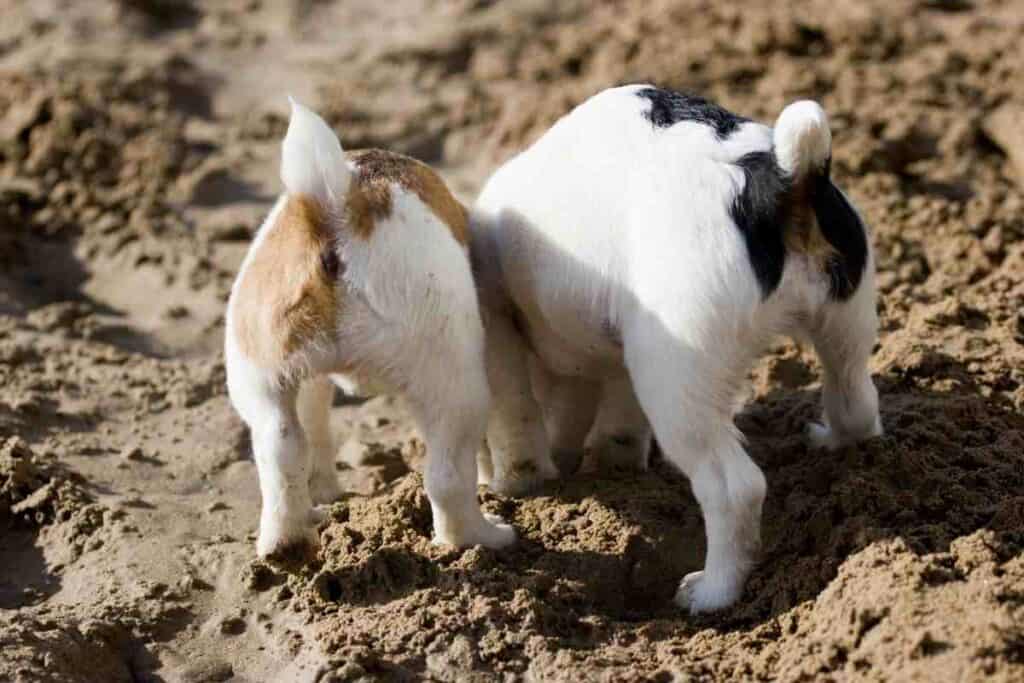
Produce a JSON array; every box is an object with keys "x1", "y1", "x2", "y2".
[{"x1": 1, "y1": 0, "x2": 1023, "y2": 681}]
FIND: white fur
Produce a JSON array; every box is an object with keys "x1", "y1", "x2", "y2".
[
  {"x1": 226, "y1": 102, "x2": 514, "y2": 559},
  {"x1": 472, "y1": 84, "x2": 881, "y2": 613},
  {"x1": 281, "y1": 98, "x2": 351, "y2": 206},
  {"x1": 774, "y1": 100, "x2": 832, "y2": 178}
]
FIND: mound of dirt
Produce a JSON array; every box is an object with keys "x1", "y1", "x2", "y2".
[
  {"x1": 293, "y1": 387, "x2": 1024, "y2": 680},
  {"x1": 0, "y1": 0, "x2": 1022, "y2": 681}
]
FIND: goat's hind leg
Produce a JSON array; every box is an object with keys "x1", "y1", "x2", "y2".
[
  {"x1": 409, "y1": 356, "x2": 517, "y2": 550},
  {"x1": 227, "y1": 352, "x2": 319, "y2": 560},
  {"x1": 529, "y1": 358, "x2": 599, "y2": 476},
  {"x1": 482, "y1": 310, "x2": 558, "y2": 496},
  {"x1": 803, "y1": 278, "x2": 882, "y2": 449},
  {"x1": 298, "y1": 375, "x2": 343, "y2": 505},
  {"x1": 626, "y1": 334, "x2": 765, "y2": 614}
]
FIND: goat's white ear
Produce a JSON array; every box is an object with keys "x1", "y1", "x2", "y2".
[{"x1": 281, "y1": 97, "x2": 351, "y2": 206}]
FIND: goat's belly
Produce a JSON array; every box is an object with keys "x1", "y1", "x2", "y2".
[{"x1": 519, "y1": 306, "x2": 624, "y2": 380}]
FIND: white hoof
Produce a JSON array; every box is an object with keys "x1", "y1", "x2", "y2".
[
  {"x1": 805, "y1": 421, "x2": 839, "y2": 450},
  {"x1": 805, "y1": 417, "x2": 882, "y2": 451},
  {"x1": 432, "y1": 513, "x2": 517, "y2": 550},
  {"x1": 476, "y1": 468, "x2": 493, "y2": 487},
  {"x1": 257, "y1": 514, "x2": 319, "y2": 561},
  {"x1": 480, "y1": 513, "x2": 518, "y2": 549},
  {"x1": 674, "y1": 570, "x2": 742, "y2": 614}
]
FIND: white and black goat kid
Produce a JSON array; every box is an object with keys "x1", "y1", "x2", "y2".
[
  {"x1": 225, "y1": 101, "x2": 515, "y2": 561},
  {"x1": 472, "y1": 85, "x2": 882, "y2": 613}
]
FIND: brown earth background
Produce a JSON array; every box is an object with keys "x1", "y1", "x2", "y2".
[{"x1": 1, "y1": 0, "x2": 1023, "y2": 681}]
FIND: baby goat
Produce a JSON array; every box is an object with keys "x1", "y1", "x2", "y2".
[
  {"x1": 472, "y1": 85, "x2": 882, "y2": 613},
  {"x1": 225, "y1": 101, "x2": 515, "y2": 559}
]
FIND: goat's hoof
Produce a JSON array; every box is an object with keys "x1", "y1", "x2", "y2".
[{"x1": 674, "y1": 570, "x2": 742, "y2": 615}]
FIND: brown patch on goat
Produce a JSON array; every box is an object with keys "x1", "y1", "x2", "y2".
[
  {"x1": 783, "y1": 175, "x2": 837, "y2": 265},
  {"x1": 345, "y1": 149, "x2": 468, "y2": 243},
  {"x1": 232, "y1": 194, "x2": 339, "y2": 369}
]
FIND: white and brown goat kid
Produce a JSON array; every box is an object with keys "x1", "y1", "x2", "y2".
[
  {"x1": 472, "y1": 85, "x2": 883, "y2": 613},
  {"x1": 225, "y1": 101, "x2": 515, "y2": 559}
]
